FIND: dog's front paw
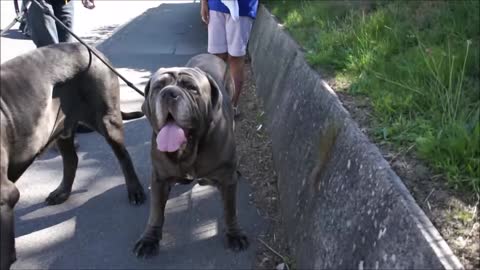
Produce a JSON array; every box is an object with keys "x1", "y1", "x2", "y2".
[
  {"x1": 133, "y1": 237, "x2": 159, "y2": 258},
  {"x1": 128, "y1": 186, "x2": 146, "y2": 205},
  {"x1": 226, "y1": 231, "x2": 249, "y2": 252},
  {"x1": 45, "y1": 188, "x2": 71, "y2": 205}
]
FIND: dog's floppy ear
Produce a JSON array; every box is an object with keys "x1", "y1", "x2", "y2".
[
  {"x1": 141, "y1": 79, "x2": 151, "y2": 117},
  {"x1": 204, "y1": 73, "x2": 223, "y2": 115}
]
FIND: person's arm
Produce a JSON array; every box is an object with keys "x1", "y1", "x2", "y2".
[
  {"x1": 81, "y1": 0, "x2": 95, "y2": 9},
  {"x1": 201, "y1": 0, "x2": 209, "y2": 24}
]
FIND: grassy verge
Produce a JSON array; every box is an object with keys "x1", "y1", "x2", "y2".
[{"x1": 265, "y1": 0, "x2": 480, "y2": 193}]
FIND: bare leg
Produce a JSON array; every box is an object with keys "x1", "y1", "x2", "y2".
[
  {"x1": 214, "y1": 52, "x2": 228, "y2": 62},
  {"x1": 228, "y1": 55, "x2": 245, "y2": 108}
]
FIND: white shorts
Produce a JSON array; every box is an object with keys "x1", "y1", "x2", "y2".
[{"x1": 208, "y1": 11, "x2": 253, "y2": 57}]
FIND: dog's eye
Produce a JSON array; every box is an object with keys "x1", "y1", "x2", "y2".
[{"x1": 184, "y1": 83, "x2": 199, "y2": 94}]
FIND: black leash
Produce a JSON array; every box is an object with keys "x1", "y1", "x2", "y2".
[{"x1": 30, "y1": 0, "x2": 145, "y2": 97}]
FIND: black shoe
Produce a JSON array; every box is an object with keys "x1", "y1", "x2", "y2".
[{"x1": 76, "y1": 124, "x2": 94, "y2": 133}]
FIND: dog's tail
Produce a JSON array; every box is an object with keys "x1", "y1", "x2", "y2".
[{"x1": 121, "y1": 111, "x2": 144, "y2": 120}]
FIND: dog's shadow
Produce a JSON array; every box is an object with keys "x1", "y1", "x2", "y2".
[{"x1": 13, "y1": 118, "x2": 262, "y2": 269}]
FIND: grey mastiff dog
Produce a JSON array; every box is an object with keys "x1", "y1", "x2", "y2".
[
  {"x1": 133, "y1": 54, "x2": 248, "y2": 258},
  {"x1": 0, "y1": 42, "x2": 145, "y2": 270}
]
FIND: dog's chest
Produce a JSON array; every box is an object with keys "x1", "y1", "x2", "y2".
[
  {"x1": 163, "y1": 160, "x2": 220, "y2": 186},
  {"x1": 172, "y1": 174, "x2": 218, "y2": 186}
]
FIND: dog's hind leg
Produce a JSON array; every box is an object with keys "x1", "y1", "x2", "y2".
[
  {"x1": 45, "y1": 135, "x2": 78, "y2": 205},
  {"x1": 101, "y1": 114, "x2": 145, "y2": 205},
  {"x1": 1, "y1": 148, "x2": 20, "y2": 270}
]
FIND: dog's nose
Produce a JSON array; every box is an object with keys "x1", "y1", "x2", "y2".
[{"x1": 161, "y1": 88, "x2": 179, "y2": 100}]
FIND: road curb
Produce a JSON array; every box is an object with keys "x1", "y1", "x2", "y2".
[{"x1": 248, "y1": 5, "x2": 463, "y2": 269}]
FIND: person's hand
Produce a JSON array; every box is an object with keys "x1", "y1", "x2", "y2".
[
  {"x1": 82, "y1": 0, "x2": 95, "y2": 9},
  {"x1": 200, "y1": 0, "x2": 209, "y2": 24}
]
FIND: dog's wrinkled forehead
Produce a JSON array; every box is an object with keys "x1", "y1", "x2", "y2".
[{"x1": 149, "y1": 67, "x2": 207, "y2": 90}]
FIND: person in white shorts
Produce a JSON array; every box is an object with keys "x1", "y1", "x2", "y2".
[{"x1": 200, "y1": 0, "x2": 259, "y2": 117}]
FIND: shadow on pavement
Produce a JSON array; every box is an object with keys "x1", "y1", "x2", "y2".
[
  {"x1": 81, "y1": 24, "x2": 120, "y2": 45},
  {"x1": 1, "y1": 29, "x2": 30, "y2": 40}
]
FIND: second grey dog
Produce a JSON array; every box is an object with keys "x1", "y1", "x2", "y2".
[{"x1": 133, "y1": 54, "x2": 248, "y2": 258}]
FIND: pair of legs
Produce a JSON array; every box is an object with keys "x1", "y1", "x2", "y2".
[
  {"x1": 207, "y1": 11, "x2": 253, "y2": 109},
  {"x1": 27, "y1": 0, "x2": 74, "y2": 47},
  {"x1": 213, "y1": 53, "x2": 244, "y2": 108}
]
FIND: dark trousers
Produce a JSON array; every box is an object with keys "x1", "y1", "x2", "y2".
[{"x1": 28, "y1": 0, "x2": 74, "y2": 47}]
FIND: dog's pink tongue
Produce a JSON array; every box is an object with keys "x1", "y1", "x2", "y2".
[{"x1": 156, "y1": 122, "x2": 187, "y2": 152}]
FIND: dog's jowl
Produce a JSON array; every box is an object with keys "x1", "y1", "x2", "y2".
[
  {"x1": 0, "y1": 43, "x2": 145, "y2": 270},
  {"x1": 134, "y1": 54, "x2": 248, "y2": 258}
]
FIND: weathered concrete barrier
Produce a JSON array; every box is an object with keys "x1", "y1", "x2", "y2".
[{"x1": 248, "y1": 5, "x2": 463, "y2": 270}]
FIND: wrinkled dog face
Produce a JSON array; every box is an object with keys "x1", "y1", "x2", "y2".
[{"x1": 142, "y1": 67, "x2": 218, "y2": 153}]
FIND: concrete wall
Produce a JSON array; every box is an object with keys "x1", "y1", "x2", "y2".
[{"x1": 248, "y1": 6, "x2": 463, "y2": 270}]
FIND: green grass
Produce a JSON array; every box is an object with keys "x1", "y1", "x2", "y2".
[
  {"x1": 265, "y1": 0, "x2": 480, "y2": 192},
  {"x1": 448, "y1": 208, "x2": 476, "y2": 224}
]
